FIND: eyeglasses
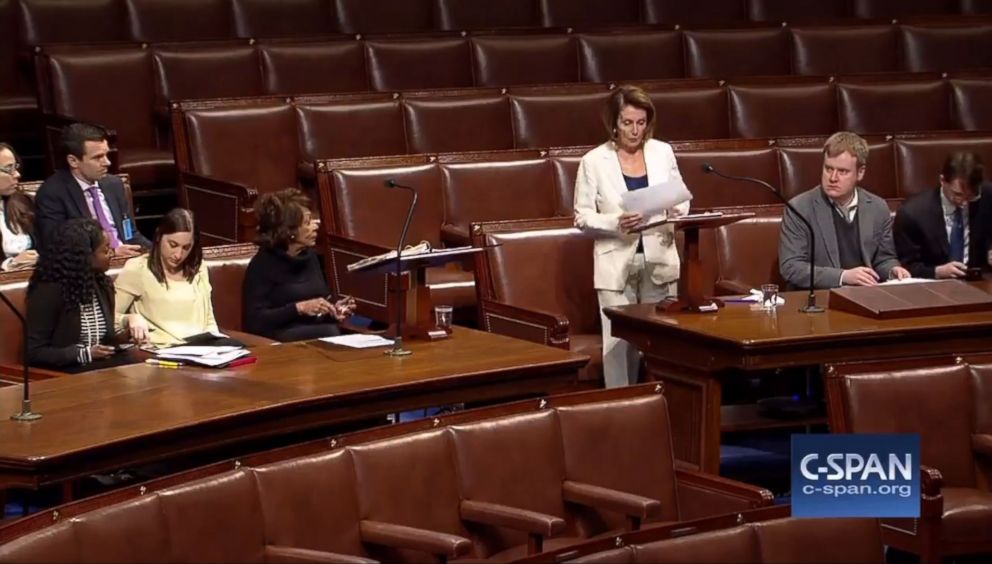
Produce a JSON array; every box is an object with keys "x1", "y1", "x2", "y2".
[{"x1": 0, "y1": 162, "x2": 21, "y2": 176}]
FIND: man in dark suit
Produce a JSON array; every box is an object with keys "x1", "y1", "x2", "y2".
[
  {"x1": 35, "y1": 123, "x2": 151, "y2": 256},
  {"x1": 894, "y1": 152, "x2": 991, "y2": 279}
]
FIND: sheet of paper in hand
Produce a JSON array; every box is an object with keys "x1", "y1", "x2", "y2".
[{"x1": 620, "y1": 177, "x2": 692, "y2": 217}]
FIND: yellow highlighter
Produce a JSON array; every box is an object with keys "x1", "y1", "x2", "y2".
[{"x1": 145, "y1": 359, "x2": 183, "y2": 368}]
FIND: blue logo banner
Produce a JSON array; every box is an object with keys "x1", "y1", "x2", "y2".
[{"x1": 792, "y1": 434, "x2": 920, "y2": 518}]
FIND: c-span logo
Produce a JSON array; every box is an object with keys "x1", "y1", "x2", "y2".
[{"x1": 792, "y1": 434, "x2": 920, "y2": 518}]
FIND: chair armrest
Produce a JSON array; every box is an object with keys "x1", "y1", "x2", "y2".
[
  {"x1": 359, "y1": 519, "x2": 472, "y2": 559},
  {"x1": 675, "y1": 466, "x2": 774, "y2": 520},
  {"x1": 179, "y1": 171, "x2": 257, "y2": 204},
  {"x1": 973, "y1": 434, "x2": 992, "y2": 459},
  {"x1": 264, "y1": 545, "x2": 377, "y2": 564},
  {"x1": 460, "y1": 499, "x2": 565, "y2": 537},
  {"x1": 441, "y1": 223, "x2": 471, "y2": 247},
  {"x1": 713, "y1": 279, "x2": 752, "y2": 296},
  {"x1": 920, "y1": 464, "x2": 943, "y2": 496},
  {"x1": 562, "y1": 480, "x2": 660, "y2": 526},
  {"x1": 479, "y1": 299, "x2": 570, "y2": 348}
]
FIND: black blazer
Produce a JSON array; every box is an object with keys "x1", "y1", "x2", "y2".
[
  {"x1": 34, "y1": 169, "x2": 151, "y2": 251},
  {"x1": 26, "y1": 280, "x2": 116, "y2": 370},
  {"x1": 893, "y1": 183, "x2": 992, "y2": 278}
]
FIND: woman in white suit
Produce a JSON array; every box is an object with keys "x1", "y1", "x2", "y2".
[{"x1": 574, "y1": 85, "x2": 690, "y2": 388}]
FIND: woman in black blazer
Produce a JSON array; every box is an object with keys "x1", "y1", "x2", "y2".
[{"x1": 26, "y1": 218, "x2": 131, "y2": 373}]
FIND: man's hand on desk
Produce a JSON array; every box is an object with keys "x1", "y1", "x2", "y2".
[
  {"x1": 935, "y1": 261, "x2": 968, "y2": 279},
  {"x1": 888, "y1": 266, "x2": 911, "y2": 281},
  {"x1": 841, "y1": 266, "x2": 880, "y2": 286}
]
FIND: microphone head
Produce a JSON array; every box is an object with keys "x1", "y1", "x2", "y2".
[
  {"x1": 384, "y1": 179, "x2": 397, "y2": 188},
  {"x1": 702, "y1": 163, "x2": 715, "y2": 173}
]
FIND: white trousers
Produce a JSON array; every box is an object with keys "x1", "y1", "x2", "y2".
[{"x1": 597, "y1": 253, "x2": 677, "y2": 388}]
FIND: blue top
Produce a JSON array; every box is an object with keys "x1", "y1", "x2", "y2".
[{"x1": 623, "y1": 174, "x2": 648, "y2": 253}]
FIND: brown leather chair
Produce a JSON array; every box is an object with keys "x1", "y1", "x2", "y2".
[
  {"x1": 683, "y1": 28, "x2": 790, "y2": 79},
  {"x1": 557, "y1": 392, "x2": 773, "y2": 537},
  {"x1": 231, "y1": 0, "x2": 335, "y2": 38},
  {"x1": 470, "y1": 36, "x2": 579, "y2": 87},
  {"x1": 152, "y1": 44, "x2": 264, "y2": 113},
  {"x1": 18, "y1": 0, "x2": 127, "y2": 45},
  {"x1": 952, "y1": 77, "x2": 992, "y2": 130},
  {"x1": 550, "y1": 153, "x2": 582, "y2": 217},
  {"x1": 826, "y1": 357, "x2": 992, "y2": 563},
  {"x1": 124, "y1": 0, "x2": 234, "y2": 42},
  {"x1": 333, "y1": 0, "x2": 434, "y2": 34},
  {"x1": 253, "y1": 450, "x2": 376, "y2": 563},
  {"x1": 510, "y1": 90, "x2": 610, "y2": 149},
  {"x1": 259, "y1": 41, "x2": 368, "y2": 95},
  {"x1": 900, "y1": 24, "x2": 992, "y2": 73},
  {"x1": 748, "y1": 0, "x2": 849, "y2": 22},
  {"x1": 837, "y1": 78, "x2": 951, "y2": 134},
  {"x1": 577, "y1": 32, "x2": 683, "y2": 83},
  {"x1": 365, "y1": 38, "x2": 473, "y2": 92},
  {"x1": 539, "y1": 0, "x2": 639, "y2": 27},
  {"x1": 435, "y1": 0, "x2": 538, "y2": 30},
  {"x1": 403, "y1": 94, "x2": 514, "y2": 154},
  {"x1": 643, "y1": 82, "x2": 729, "y2": 141},
  {"x1": 727, "y1": 82, "x2": 837, "y2": 139},
  {"x1": 641, "y1": 0, "x2": 748, "y2": 26},
  {"x1": 297, "y1": 98, "x2": 407, "y2": 161},
  {"x1": 790, "y1": 25, "x2": 899, "y2": 76},
  {"x1": 675, "y1": 142, "x2": 782, "y2": 209},
  {"x1": 851, "y1": 0, "x2": 955, "y2": 19},
  {"x1": 472, "y1": 217, "x2": 601, "y2": 385},
  {"x1": 351, "y1": 430, "x2": 475, "y2": 562},
  {"x1": 712, "y1": 207, "x2": 785, "y2": 295},
  {"x1": 894, "y1": 135, "x2": 992, "y2": 198}
]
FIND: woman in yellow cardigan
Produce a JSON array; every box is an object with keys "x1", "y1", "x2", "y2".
[{"x1": 115, "y1": 208, "x2": 218, "y2": 346}]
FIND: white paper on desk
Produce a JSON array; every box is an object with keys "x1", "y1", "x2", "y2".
[
  {"x1": 620, "y1": 177, "x2": 692, "y2": 217},
  {"x1": 320, "y1": 334, "x2": 395, "y2": 349},
  {"x1": 880, "y1": 277, "x2": 939, "y2": 285}
]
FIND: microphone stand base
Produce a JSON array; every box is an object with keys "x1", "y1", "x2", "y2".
[
  {"x1": 384, "y1": 347, "x2": 413, "y2": 357},
  {"x1": 800, "y1": 305, "x2": 826, "y2": 314},
  {"x1": 11, "y1": 400, "x2": 42, "y2": 422}
]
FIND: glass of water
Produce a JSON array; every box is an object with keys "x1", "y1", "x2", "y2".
[
  {"x1": 761, "y1": 283, "x2": 779, "y2": 309},
  {"x1": 435, "y1": 305, "x2": 454, "y2": 333}
]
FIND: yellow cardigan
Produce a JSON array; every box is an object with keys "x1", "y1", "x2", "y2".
[{"x1": 114, "y1": 256, "x2": 219, "y2": 346}]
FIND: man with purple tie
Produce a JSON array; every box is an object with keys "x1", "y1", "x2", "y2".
[{"x1": 35, "y1": 123, "x2": 151, "y2": 256}]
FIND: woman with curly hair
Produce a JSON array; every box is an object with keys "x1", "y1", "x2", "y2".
[
  {"x1": 26, "y1": 218, "x2": 124, "y2": 372},
  {"x1": 244, "y1": 188, "x2": 354, "y2": 341},
  {"x1": 0, "y1": 142, "x2": 37, "y2": 271}
]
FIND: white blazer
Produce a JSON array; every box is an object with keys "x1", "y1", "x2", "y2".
[{"x1": 573, "y1": 139, "x2": 691, "y2": 292}]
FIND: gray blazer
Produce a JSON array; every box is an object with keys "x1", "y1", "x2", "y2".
[{"x1": 778, "y1": 186, "x2": 900, "y2": 289}]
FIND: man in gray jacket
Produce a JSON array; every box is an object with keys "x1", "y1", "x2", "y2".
[{"x1": 779, "y1": 131, "x2": 910, "y2": 289}]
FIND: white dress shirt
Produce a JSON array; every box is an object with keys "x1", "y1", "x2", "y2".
[{"x1": 0, "y1": 199, "x2": 33, "y2": 271}]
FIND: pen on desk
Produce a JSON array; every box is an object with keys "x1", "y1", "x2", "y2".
[{"x1": 145, "y1": 359, "x2": 182, "y2": 368}]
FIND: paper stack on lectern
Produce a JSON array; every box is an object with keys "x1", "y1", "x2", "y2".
[{"x1": 156, "y1": 345, "x2": 250, "y2": 367}]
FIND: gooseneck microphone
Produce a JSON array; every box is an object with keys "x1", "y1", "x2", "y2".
[
  {"x1": 702, "y1": 163, "x2": 824, "y2": 313},
  {"x1": 0, "y1": 289, "x2": 42, "y2": 420},
  {"x1": 383, "y1": 179, "x2": 418, "y2": 356}
]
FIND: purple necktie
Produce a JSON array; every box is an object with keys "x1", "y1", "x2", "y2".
[{"x1": 87, "y1": 186, "x2": 121, "y2": 248}]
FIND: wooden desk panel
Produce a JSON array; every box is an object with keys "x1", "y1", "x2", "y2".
[
  {"x1": 0, "y1": 328, "x2": 586, "y2": 490},
  {"x1": 604, "y1": 283, "x2": 992, "y2": 473}
]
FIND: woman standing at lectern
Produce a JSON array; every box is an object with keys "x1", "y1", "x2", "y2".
[{"x1": 573, "y1": 85, "x2": 691, "y2": 388}]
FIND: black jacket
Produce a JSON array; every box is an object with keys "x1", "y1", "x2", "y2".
[
  {"x1": 26, "y1": 280, "x2": 115, "y2": 369},
  {"x1": 893, "y1": 184, "x2": 992, "y2": 278},
  {"x1": 34, "y1": 169, "x2": 151, "y2": 251},
  {"x1": 243, "y1": 246, "x2": 337, "y2": 341}
]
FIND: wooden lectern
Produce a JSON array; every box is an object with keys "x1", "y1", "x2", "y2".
[
  {"x1": 349, "y1": 247, "x2": 482, "y2": 339},
  {"x1": 829, "y1": 279, "x2": 992, "y2": 319},
  {"x1": 634, "y1": 212, "x2": 755, "y2": 313}
]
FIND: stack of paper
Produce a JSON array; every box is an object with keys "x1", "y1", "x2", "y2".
[
  {"x1": 156, "y1": 345, "x2": 251, "y2": 367},
  {"x1": 319, "y1": 334, "x2": 395, "y2": 349}
]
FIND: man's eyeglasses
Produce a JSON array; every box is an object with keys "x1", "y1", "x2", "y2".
[{"x1": 0, "y1": 162, "x2": 21, "y2": 176}]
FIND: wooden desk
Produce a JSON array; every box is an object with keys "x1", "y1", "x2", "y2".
[
  {"x1": 0, "y1": 328, "x2": 586, "y2": 493},
  {"x1": 604, "y1": 284, "x2": 992, "y2": 474}
]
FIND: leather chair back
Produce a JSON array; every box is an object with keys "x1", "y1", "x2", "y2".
[
  {"x1": 900, "y1": 24, "x2": 992, "y2": 72},
  {"x1": 231, "y1": 0, "x2": 334, "y2": 38},
  {"x1": 677, "y1": 145, "x2": 782, "y2": 209},
  {"x1": 748, "y1": 0, "x2": 849, "y2": 22},
  {"x1": 403, "y1": 94, "x2": 514, "y2": 154},
  {"x1": 558, "y1": 394, "x2": 680, "y2": 535},
  {"x1": 837, "y1": 79, "x2": 951, "y2": 134},
  {"x1": 297, "y1": 99, "x2": 407, "y2": 161},
  {"x1": 540, "y1": 0, "x2": 639, "y2": 27},
  {"x1": 333, "y1": 0, "x2": 434, "y2": 34},
  {"x1": 252, "y1": 450, "x2": 368, "y2": 557},
  {"x1": 715, "y1": 211, "x2": 786, "y2": 293},
  {"x1": 645, "y1": 83, "x2": 729, "y2": 141},
  {"x1": 790, "y1": 25, "x2": 898, "y2": 76},
  {"x1": 441, "y1": 159, "x2": 558, "y2": 228},
  {"x1": 642, "y1": 0, "x2": 747, "y2": 25},
  {"x1": 753, "y1": 517, "x2": 885, "y2": 563},
  {"x1": 435, "y1": 0, "x2": 538, "y2": 29},
  {"x1": 577, "y1": 32, "x2": 684, "y2": 83},
  {"x1": 18, "y1": 0, "x2": 126, "y2": 45},
  {"x1": 124, "y1": 0, "x2": 233, "y2": 42},
  {"x1": 259, "y1": 41, "x2": 368, "y2": 95},
  {"x1": 683, "y1": 28, "x2": 790, "y2": 78},
  {"x1": 510, "y1": 90, "x2": 610, "y2": 149},
  {"x1": 951, "y1": 77, "x2": 992, "y2": 130},
  {"x1": 778, "y1": 136, "x2": 897, "y2": 200},
  {"x1": 471, "y1": 35, "x2": 578, "y2": 87},
  {"x1": 728, "y1": 82, "x2": 837, "y2": 139},
  {"x1": 365, "y1": 38, "x2": 473, "y2": 92},
  {"x1": 894, "y1": 135, "x2": 992, "y2": 198},
  {"x1": 852, "y1": 0, "x2": 955, "y2": 19},
  {"x1": 152, "y1": 44, "x2": 263, "y2": 108}
]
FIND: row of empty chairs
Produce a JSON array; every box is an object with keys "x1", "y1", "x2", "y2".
[{"x1": 0, "y1": 385, "x2": 773, "y2": 562}]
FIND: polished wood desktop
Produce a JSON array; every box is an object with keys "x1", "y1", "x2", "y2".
[
  {"x1": 605, "y1": 282, "x2": 992, "y2": 474},
  {"x1": 0, "y1": 328, "x2": 586, "y2": 495}
]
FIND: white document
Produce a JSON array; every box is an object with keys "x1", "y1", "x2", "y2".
[
  {"x1": 320, "y1": 334, "x2": 395, "y2": 349},
  {"x1": 156, "y1": 345, "x2": 242, "y2": 356},
  {"x1": 620, "y1": 177, "x2": 692, "y2": 217},
  {"x1": 879, "y1": 277, "x2": 939, "y2": 285}
]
